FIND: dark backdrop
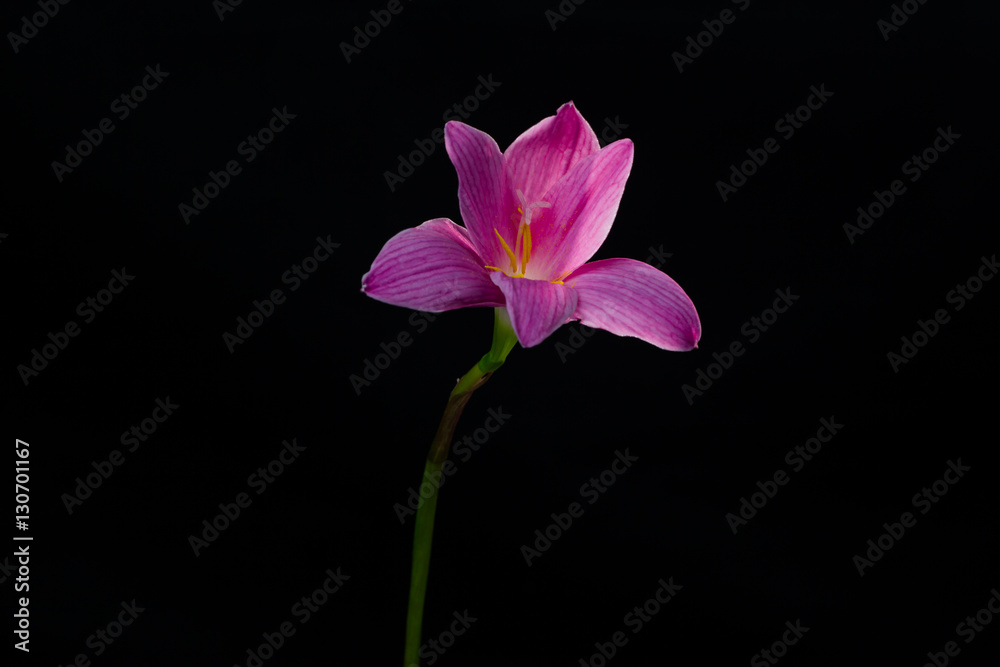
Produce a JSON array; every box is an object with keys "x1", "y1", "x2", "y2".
[{"x1": 3, "y1": 1, "x2": 998, "y2": 665}]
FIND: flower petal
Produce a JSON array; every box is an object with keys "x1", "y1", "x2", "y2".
[
  {"x1": 444, "y1": 121, "x2": 512, "y2": 268},
  {"x1": 503, "y1": 101, "x2": 601, "y2": 206},
  {"x1": 524, "y1": 139, "x2": 634, "y2": 281},
  {"x1": 490, "y1": 273, "x2": 578, "y2": 348},
  {"x1": 361, "y1": 218, "x2": 505, "y2": 311},
  {"x1": 565, "y1": 258, "x2": 701, "y2": 351}
]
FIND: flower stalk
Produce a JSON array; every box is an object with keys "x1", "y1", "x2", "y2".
[{"x1": 404, "y1": 308, "x2": 517, "y2": 666}]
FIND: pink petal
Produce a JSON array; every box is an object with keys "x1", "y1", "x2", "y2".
[
  {"x1": 361, "y1": 218, "x2": 505, "y2": 311},
  {"x1": 565, "y1": 258, "x2": 701, "y2": 351},
  {"x1": 490, "y1": 273, "x2": 578, "y2": 348},
  {"x1": 444, "y1": 121, "x2": 513, "y2": 269},
  {"x1": 503, "y1": 101, "x2": 601, "y2": 206},
  {"x1": 523, "y1": 139, "x2": 634, "y2": 281}
]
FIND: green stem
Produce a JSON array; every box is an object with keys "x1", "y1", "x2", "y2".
[{"x1": 403, "y1": 308, "x2": 517, "y2": 667}]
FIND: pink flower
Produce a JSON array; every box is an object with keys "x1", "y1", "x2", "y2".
[{"x1": 361, "y1": 102, "x2": 701, "y2": 350}]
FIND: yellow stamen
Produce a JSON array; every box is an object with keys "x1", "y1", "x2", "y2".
[
  {"x1": 486, "y1": 189, "x2": 553, "y2": 279},
  {"x1": 521, "y1": 223, "x2": 531, "y2": 269},
  {"x1": 494, "y1": 228, "x2": 517, "y2": 273}
]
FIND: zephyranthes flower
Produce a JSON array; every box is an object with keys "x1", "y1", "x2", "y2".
[
  {"x1": 362, "y1": 102, "x2": 702, "y2": 667},
  {"x1": 362, "y1": 101, "x2": 700, "y2": 350}
]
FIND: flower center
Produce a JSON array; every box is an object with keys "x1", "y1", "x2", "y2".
[{"x1": 485, "y1": 189, "x2": 551, "y2": 279}]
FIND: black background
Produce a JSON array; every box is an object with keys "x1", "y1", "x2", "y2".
[{"x1": 3, "y1": 1, "x2": 998, "y2": 665}]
